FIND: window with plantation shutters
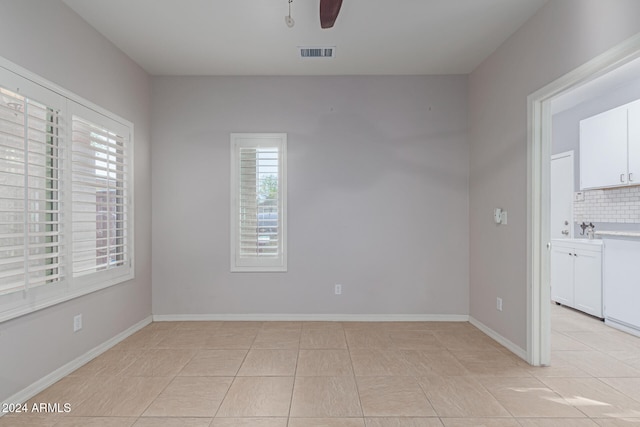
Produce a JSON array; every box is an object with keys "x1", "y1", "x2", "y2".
[
  {"x1": 71, "y1": 108, "x2": 129, "y2": 278},
  {"x1": 0, "y1": 87, "x2": 63, "y2": 295},
  {"x1": 0, "y1": 60, "x2": 134, "y2": 322},
  {"x1": 231, "y1": 133, "x2": 287, "y2": 272}
]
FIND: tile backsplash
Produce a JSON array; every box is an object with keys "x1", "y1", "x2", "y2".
[{"x1": 574, "y1": 186, "x2": 640, "y2": 223}]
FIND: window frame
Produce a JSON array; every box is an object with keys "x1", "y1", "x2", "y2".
[
  {"x1": 230, "y1": 133, "x2": 287, "y2": 272},
  {"x1": 0, "y1": 56, "x2": 134, "y2": 323}
]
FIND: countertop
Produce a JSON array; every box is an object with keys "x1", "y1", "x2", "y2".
[
  {"x1": 551, "y1": 238, "x2": 603, "y2": 245},
  {"x1": 595, "y1": 230, "x2": 640, "y2": 238}
]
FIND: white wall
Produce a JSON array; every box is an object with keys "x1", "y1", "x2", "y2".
[
  {"x1": 0, "y1": 0, "x2": 152, "y2": 401},
  {"x1": 151, "y1": 75, "x2": 469, "y2": 317},
  {"x1": 469, "y1": 0, "x2": 640, "y2": 350}
]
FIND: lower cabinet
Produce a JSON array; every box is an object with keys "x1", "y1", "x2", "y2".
[
  {"x1": 550, "y1": 244, "x2": 574, "y2": 306},
  {"x1": 603, "y1": 238, "x2": 640, "y2": 335},
  {"x1": 551, "y1": 239, "x2": 603, "y2": 318}
]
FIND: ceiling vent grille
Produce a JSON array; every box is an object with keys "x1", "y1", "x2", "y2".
[{"x1": 299, "y1": 46, "x2": 336, "y2": 58}]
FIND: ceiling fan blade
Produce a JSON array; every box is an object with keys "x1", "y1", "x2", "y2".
[{"x1": 320, "y1": 0, "x2": 342, "y2": 29}]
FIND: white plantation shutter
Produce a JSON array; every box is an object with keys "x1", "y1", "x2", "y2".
[
  {"x1": 0, "y1": 62, "x2": 134, "y2": 322},
  {"x1": 0, "y1": 87, "x2": 63, "y2": 295},
  {"x1": 231, "y1": 134, "x2": 287, "y2": 272},
  {"x1": 239, "y1": 146, "x2": 279, "y2": 256},
  {"x1": 71, "y1": 111, "x2": 129, "y2": 277}
]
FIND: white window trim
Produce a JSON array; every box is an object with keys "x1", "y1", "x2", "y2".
[
  {"x1": 230, "y1": 133, "x2": 287, "y2": 272},
  {"x1": 0, "y1": 56, "x2": 134, "y2": 323}
]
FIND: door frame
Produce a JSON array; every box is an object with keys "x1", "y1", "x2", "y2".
[
  {"x1": 527, "y1": 33, "x2": 640, "y2": 366},
  {"x1": 550, "y1": 150, "x2": 574, "y2": 239}
]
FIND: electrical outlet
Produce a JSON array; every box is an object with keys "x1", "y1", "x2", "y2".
[
  {"x1": 496, "y1": 297, "x2": 503, "y2": 312},
  {"x1": 73, "y1": 314, "x2": 82, "y2": 332},
  {"x1": 334, "y1": 284, "x2": 342, "y2": 295}
]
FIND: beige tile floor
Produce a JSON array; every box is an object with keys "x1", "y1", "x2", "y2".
[{"x1": 3, "y1": 304, "x2": 640, "y2": 426}]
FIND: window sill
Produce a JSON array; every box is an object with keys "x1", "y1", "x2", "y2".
[{"x1": 0, "y1": 271, "x2": 134, "y2": 324}]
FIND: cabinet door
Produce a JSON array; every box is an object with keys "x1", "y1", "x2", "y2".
[
  {"x1": 604, "y1": 239, "x2": 640, "y2": 327},
  {"x1": 628, "y1": 102, "x2": 640, "y2": 185},
  {"x1": 551, "y1": 245, "x2": 574, "y2": 306},
  {"x1": 580, "y1": 106, "x2": 628, "y2": 189},
  {"x1": 573, "y1": 248, "x2": 602, "y2": 318}
]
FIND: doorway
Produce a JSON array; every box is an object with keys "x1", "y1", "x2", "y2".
[{"x1": 527, "y1": 34, "x2": 640, "y2": 366}]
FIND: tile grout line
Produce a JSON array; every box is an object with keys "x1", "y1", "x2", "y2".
[
  {"x1": 138, "y1": 322, "x2": 221, "y2": 420},
  {"x1": 345, "y1": 324, "x2": 368, "y2": 424},
  {"x1": 285, "y1": 323, "x2": 304, "y2": 427},
  {"x1": 210, "y1": 323, "x2": 256, "y2": 421}
]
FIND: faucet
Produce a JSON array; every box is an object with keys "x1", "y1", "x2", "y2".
[
  {"x1": 580, "y1": 222, "x2": 588, "y2": 235},
  {"x1": 581, "y1": 222, "x2": 595, "y2": 239}
]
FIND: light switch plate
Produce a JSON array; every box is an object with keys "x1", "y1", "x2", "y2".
[{"x1": 500, "y1": 211, "x2": 508, "y2": 225}]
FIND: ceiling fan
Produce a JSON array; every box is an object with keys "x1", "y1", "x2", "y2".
[
  {"x1": 319, "y1": 0, "x2": 343, "y2": 29},
  {"x1": 285, "y1": 0, "x2": 343, "y2": 29}
]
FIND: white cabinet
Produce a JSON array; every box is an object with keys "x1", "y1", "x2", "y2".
[
  {"x1": 580, "y1": 99, "x2": 640, "y2": 190},
  {"x1": 628, "y1": 102, "x2": 640, "y2": 184},
  {"x1": 574, "y1": 248, "x2": 603, "y2": 317},
  {"x1": 580, "y1": 105, "x2": 628, "y2": 189},
  {"x1": 551, "y1": 244, "x2": 574, "y2": 305},
  {"x1": 603, "y1": 238, "x2": 640, "y2": 335},
  {"x1": 551, "y1": 239, "x2": 603, "y2": 318}
]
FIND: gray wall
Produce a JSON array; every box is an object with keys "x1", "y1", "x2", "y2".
[
  {"x1": 151, "y1": 75, "x2": 469, "y2": 317},
  {"x1": 0, "y1": 0, "x2": 152, "y2": 401},
  {"x1": 469, "y1": 0, "x2": 640, "y2": 350}
]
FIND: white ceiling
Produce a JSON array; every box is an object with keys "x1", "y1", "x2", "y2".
[{"x1": 62, "y1": 0, "x2": 548, "y2": 76}]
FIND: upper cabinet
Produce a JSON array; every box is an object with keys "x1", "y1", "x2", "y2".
[
  {"x1": 628, "y1": 102, "x2": 640, "y2": 184},
  {"x1": 580, "y1": 100, "x2": 640, "y2": 190}
]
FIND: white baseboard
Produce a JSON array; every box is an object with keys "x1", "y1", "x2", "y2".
[
  {"x1": 1, "y1": 316, "x2": 152, "y2": 410},
  {"x1": 469, "y1": 316, "x2": 527, "y2": 361},
  {"x1": 605, "y1": 318, "x2": 640, "y2": 338},
  {"x1": 153, "y1": 313, "x2": 470, "y2": 322}
]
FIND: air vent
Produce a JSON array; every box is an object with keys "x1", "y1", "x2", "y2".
[{"x1": 299, "y1": 46, "x2": 336, "y2": 58}]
